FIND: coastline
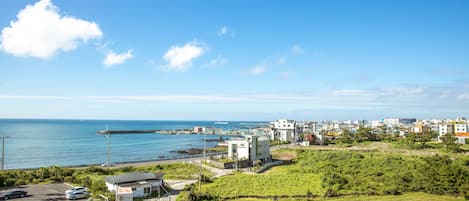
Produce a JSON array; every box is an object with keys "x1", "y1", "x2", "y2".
[{"x1": 7, "y1": 152, "x2": 226, "y2": 171}]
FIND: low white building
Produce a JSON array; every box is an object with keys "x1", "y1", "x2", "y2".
[
  {"x1": 269, "y1": 119, "x2": 297, "y2": 142},
  {"x1": 456, "y1": 133, "x2": 469, "y2": 144},
  {"x1": 105, "y1": 172, "x2": 164, "y2": 201},
  {"x1": 228, "y1": 135, "x2": 271, "y2": 163}
]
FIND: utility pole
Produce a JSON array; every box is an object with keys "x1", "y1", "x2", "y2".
[
  {"x1": 104, "y1": 125, "x2": 111, "y2": 166},
  {"x1": 1, "y1": 136, "x2": 8, "y2": 170},
  {"x1": 203, "y1": 132, "x2": 206, "y2": 158},
  {"x1": 106, "y1": 134, "x2": 111, "y2": 165},
  {"x1": 198, "y1": 162, "x2": 202, "y2": 192}
]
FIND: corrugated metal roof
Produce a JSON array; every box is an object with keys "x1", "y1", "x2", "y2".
[{"x1": 105, "y1": 172, "x2": 164, "y2": 185}]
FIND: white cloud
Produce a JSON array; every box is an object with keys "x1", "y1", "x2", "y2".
[
  {"x1": 103, "y1": 49, "x2": 134, "y2": 67},
  {"x1": 0, "y1": 0, "x2": 102, "y2": 58},
  {"x1": 217, "y1": 26, "x2": 228, "y2": 36},
  {"x1": 379, "y1": 87, "x2": 425, "y2": 97},
  {"x1": 208, "y1": 56, "x2": 228, "y2": 66},
  {"x1": 457, "y1": 93, "x2": 469, "y2": 101},
  {"x1": 291, "y1": 45, "x2": 304, "y2": 55},
  {"x1": 249, "y1": 65, "x2": 266, "y2": 75},
  {"x1": 163, "y1": 41, "x2": 205, "y2": 71},
  {"x1": 332, "y1": 89, "x2": 370, "y2": 96}
]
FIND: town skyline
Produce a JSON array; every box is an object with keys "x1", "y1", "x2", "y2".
[{"x1": 1, "y1": 0, "x2": 469, "y2": 121}]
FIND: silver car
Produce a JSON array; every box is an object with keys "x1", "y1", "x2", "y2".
[{"x1": 65, "y1": 191, "x2": 89, "y2": 200}]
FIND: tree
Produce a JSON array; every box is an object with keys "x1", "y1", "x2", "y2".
[
  {"x1": 337, "y1": 129, "x2": 353, "y2": 144},
  {"x1": 440, "y1": 133, "x2": 460, "y2": 153},
  {"x1": 404, "y1": 132, "x2": 417, "y2": 148},
  {"x1": 418, "y1": 131, "x2": 438, "y2": 148},
  {"x1": 355, "y1": 127, "x2": 374, "y2": 142}
]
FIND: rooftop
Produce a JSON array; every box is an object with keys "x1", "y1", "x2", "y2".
[{"x1": 105, "y1": 172, "x2": 164, "y2": 185}]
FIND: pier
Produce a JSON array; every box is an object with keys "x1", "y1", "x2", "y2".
[
  {"x1": 97, "y1": 129, "x2": 247, "y2": 136},
  {"x1": 97, "y1": 129, "x2": 194, "y2": 135},
  {"x1": 97, "y1": 125, "x2": 269, "y2": 136}
]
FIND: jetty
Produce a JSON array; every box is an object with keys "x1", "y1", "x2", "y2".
[
  {"x1": 97, "y1": 125, "x2": 269, "y2": 136},
  {"x1": 97, "y1": 129, "x2": 194, "y2": 135}
]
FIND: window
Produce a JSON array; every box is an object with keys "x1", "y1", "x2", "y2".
[
  {"x1": 144, "y1": 187, "x2": 151, "y2": 194},
  {"x1": 131, "y1": 187, "x2": 136, "y2": 191}
]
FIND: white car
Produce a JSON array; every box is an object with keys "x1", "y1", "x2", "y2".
[
  {"x1": 65, "y1": 186, "x2": 87, "y2": 194},
  {"x1": 65, "y1": 191, "x2": 89, "y2": 200}
]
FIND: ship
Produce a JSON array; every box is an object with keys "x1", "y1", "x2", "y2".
[{"x1": 214, "y1": 121, "x2": 230, "y2": 125}]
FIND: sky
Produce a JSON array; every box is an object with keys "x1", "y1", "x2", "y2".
[{"x1": 0, "y1": 0, "x2": 468, "y2": 121}]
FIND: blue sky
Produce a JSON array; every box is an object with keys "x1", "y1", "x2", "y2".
[{"x1": 0, "y1": 0, "x2": 468, "y2": 121}]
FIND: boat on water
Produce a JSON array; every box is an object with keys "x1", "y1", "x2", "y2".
[{"x1": 214, "y1": 121, "x2": 230, "y2": 125}]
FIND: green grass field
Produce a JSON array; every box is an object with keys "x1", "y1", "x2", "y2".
[
  {"x1": 194, "y1": 149, "x2": 468, "y2": 201},
  {"x1": 233, "y1": 192, "x2": 465, "y2": 201},
  {"x1": 202, "y1": 173, "x2": 321, "y2": 197},
  {"x1": 75, "y1": 162, "x2": 214, "y2": 185}
]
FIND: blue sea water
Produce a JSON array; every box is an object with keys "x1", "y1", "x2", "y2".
[{"x1": 0, "y1": 119, "x2": 263, "y2": 169}]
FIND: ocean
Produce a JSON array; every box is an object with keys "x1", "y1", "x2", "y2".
[{"x1": 0, "y1": 119, "x2": 264, "y2": 169}]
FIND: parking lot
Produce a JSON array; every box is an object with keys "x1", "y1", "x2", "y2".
[{"x1": 1, "y1": 183, "x2": 70, "y2": 201}]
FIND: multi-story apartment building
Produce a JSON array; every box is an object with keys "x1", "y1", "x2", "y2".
[
  {"x1": 438, "y1": 124, "x2": 454, "y2": 141},
  {"x1": 269, "y1": 119, "x2": 297, "y2": 142},
  {"x1": 455, "y1": 123, "x2": 468, "y2": 134}
]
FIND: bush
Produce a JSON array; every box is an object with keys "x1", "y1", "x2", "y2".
[{"x1": 176, "y1": 191, "x2": 190, "y2": 201}]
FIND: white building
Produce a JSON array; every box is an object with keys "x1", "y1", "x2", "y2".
[
  {"x1": 455, "y1": 123, "x2": 468, "y2": 134},
  {"x1": 456, "y1": 133, "x2": 469, "y2": 144},
  {"x1": 296, "y1": 121, "x2": 317, "y2": 135},
  {"x1": 383, "y1": 118, "x2": 400, "y2": 126},
  {"x1": 105, "y1": 172, "x2": 164, "y2": 201},
  {"x1": 269, "y1": 119, "x2": 297, "y2": 142},
  {"x1": 369, "y1": 120, "x2": 382, "y2": 128},
  {"x1": 228, "y1": 135, "x2": 271, "y2": 163},
  {"x1": 438, "y1": 124, "x2": 454, "y2": 141}
]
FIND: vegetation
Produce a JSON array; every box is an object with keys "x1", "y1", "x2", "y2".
[
  {"x1": 207, "y1": 146, "x2": 228, "y2": 153},
  {"x1": 230, "y1": 192, "x2": 465, "y2": 201},
  {"x1": 270, "y1": 140, "x2": 290, "y2": 146},
  {"x1": 440, "y1": 133, "x2": 462, "y2": 153},
  {"x1": 333, "y1": 128, "x2": 462, "y2": 153},
  {"x1": 182, "y1": 149, "x2": 469, "y2": 200},
  {"x1": 0, "y1": 162, "x2": 213, "y2": 199}
]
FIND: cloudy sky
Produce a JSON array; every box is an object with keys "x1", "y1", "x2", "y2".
[{"x1": 0, "y1": 0, "x2": 468, "y2": 121}]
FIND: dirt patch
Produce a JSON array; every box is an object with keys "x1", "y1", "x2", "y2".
[{"x1": 271, "y1": 150, "x2": 297, "y2": 160}]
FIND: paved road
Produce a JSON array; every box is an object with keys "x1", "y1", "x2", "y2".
[
  {"x1": 192, "y1": 161, "x2": 234, "y2": 179},
  {"x1": 0, "y1": 183, "x2": 70, "y2": 201}
]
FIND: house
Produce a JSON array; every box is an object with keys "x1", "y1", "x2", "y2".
[
  {"x1": 105, "y1": 172, "x2": 164, "y2": 201},
  {"x1": 412, "y1": 123, "x2": 429, "y2": 134},
  {"x1": 455, "y1": 123, "x2": 468, "y2": 134},
  {"x1": 456, "y1": 133, "x2": 469, "y2": 144},
  {"x1": 228, "y1": 135, "x2": 271, "y2": 165},
  {"x1": 269, "y1": 119, "x2": 297, "y2": 142}
]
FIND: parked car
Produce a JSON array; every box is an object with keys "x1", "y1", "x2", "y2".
[
  {"x1": 65, "y1": 191, "x2": 89, "y2": 200},
  {"x1": 0, "y1": 190, "x2": 27, "y2": 200},
  {"x1": 65, "y1": 187, "x2": 87, "y2": 194}
]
